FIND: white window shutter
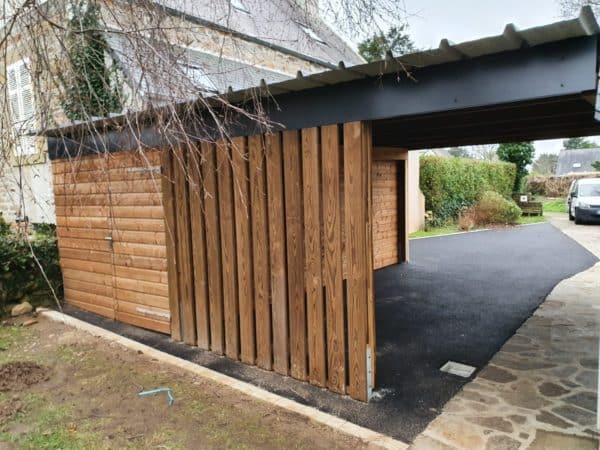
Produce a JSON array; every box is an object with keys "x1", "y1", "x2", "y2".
[{"x1": 6, "y1": 59, "x2": 36, "y2": 156}]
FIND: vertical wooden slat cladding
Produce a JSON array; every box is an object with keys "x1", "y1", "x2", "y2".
[
  {"x1": 54, "y1": 149, "x2": 171, "y2": 336},
  {"x1": 201, "y1": 142, "x2": 225, "y2": 354},
  {"x1": 249, "y1": 135, "x2": 272, "y2": 370},
  {"x1": 216, "y1": 141, "x2": 240, "y2": 360},
  {"x1": 265, "y1": 133, "x2": 289, "y2": 375},
  {"x1": 301, "y1": 128, "x2": 326, "y2": 387},
  {"x1": 320, "y1": 125, "x2": 346, "y2": 394},
  {"x1": 343, "y1": 121, "x2": 372, "y2": 402},
  {"x1": 188, "y1": 145, "x2": 210, "y2": 349},
  {"x1": 232, "y1": 136, "x2": 256, "y2": 365},
  {"x1": 283, "y1": 130, "x2": 307, "y2": 381},
  {"x1": 55, "y1": 122, "x2": 376, "y2": 402}
]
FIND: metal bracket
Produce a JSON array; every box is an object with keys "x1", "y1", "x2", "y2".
[
  {"x1": 366, "y1": 347, "x2": 373, "y2": 401},
  {"x1": 104, "y1": 232, "x2": 113, "y2": 249}
]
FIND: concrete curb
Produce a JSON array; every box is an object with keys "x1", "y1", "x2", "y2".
[
  {"x1": 409, "y1": 221, "x2": 547, "y2": 240},
  {"x1": 39, "y1": 308, "x2": 408, "y2": 450}
]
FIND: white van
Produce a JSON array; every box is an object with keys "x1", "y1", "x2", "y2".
[{"x1": 568, "y1": 178, "x2": 600, "y2": 224}]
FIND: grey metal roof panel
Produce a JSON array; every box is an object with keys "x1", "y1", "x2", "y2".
[{"x1": 240, "y1": 6, "x2": 600, "y2": 98}]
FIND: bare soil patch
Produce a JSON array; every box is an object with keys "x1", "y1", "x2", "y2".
[
  {"x1": 0, "y1": 319, "x2": 366, "y2": 449},
  {"x1": 0, "y1": 362, "x2": 49, "y2": 392}
]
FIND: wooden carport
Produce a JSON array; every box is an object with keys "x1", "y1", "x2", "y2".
[{"x1": 47, "y1": 8, "x2": 600, "y2": 401}]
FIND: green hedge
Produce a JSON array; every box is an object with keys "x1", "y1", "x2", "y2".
[
  {"x1": 420, "y1": 156, "x2": 516, "y2": 225},
  {"x1": 0, "y1": 232, "x2": 63, "y2": 316}
]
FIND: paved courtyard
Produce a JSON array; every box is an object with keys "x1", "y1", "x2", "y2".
[{"x1": 411, "y1": 215, "x2": 600, "y2": 449}]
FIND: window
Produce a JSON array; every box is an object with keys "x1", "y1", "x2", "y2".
[
  {"x1": 7, "y1": 59, "x2": 36, "y2": 156},
  {"x1": 296, "y1": 22, "x2": 327, "y2": 45},
  {"x1": 230, "y1": 0, "x2": 250, "y2": 14}
]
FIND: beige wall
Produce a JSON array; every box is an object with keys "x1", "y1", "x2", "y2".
[{"x1": 407, "y1": 150, "x2": 425, "y2": 233}]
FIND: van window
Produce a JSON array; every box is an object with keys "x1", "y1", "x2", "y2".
[{"x1": 578, "y1": 184, "x2": 600, "y2": 197}]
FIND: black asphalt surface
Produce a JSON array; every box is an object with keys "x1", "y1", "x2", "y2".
[{"x1": 63, "y1": 222, "x2": 597, "y2": 443}]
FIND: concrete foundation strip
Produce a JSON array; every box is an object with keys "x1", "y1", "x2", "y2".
[{"x1": 39, "y1": 308, "x2": 408, "y2": 450}]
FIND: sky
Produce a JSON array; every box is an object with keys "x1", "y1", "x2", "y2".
[{"x1": 396, "y1": 0, "x2": 600, "y2": 156}]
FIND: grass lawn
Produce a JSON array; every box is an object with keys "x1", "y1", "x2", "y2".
[
  {"x1": 542, "y1": 198, "x2": 568, "y2": 214},
  {"x1": 409, "y1": 215, "x2": 546, "y2": 239},
  {"x1": 0, "y1": 318, "x2": 364, "y2": 450}
]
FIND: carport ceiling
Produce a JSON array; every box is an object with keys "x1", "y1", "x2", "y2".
[{"x1": 372, "y1": 94, "x2": 600, "y2": 149}]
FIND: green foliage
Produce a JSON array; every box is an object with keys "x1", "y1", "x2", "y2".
[
  {"x1": 420, "y1": 156, "x2": 516, "y2": 225},
  {"x1": 0, "y1": 234, "x2": 62, "y2": 315},
  {"x1": 358, "y1": 24, "x2": 416, "y2": 62},
  {"x1": 32, "y1": 223, "x2": 56, "y2": 240},
  {"x1": 562, "y1": 137, "x2": 597, "y2": 150},
  {"x1": 532, "y1": 153, "x2": 558, "y2": 175},
  {"x1": 448, "y1": 147, "x2": 471, "y2": 158},
  {"x1": 0, "y1": 214, "x2": 11, "y2": 237},
  {"x1": 496, "y1": 142, "x2": 535, "y2": 192},
  {"x1": 63, "y1": 0, "x2": 122, "y2": 120},
  {"x1": 472, "y1": 191, "x2": 522, "y2": 225},
  {"x1": 592, "y1": 161, "x2": 600, "y2": 171}
]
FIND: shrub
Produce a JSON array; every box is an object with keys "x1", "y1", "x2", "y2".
[
  {"x1": 471, "y1": 191, "x2": 522, "y2": 225},
  {"x1": 420, "y1": 156, "x2": 516, "y2": 225},
  {"x1": 0, "y1": 234, "x2": 63, "y2": 316}
]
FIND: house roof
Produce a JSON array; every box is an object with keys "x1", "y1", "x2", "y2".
[
  {"x1": 556, "y1": 148, "x2": 600, "y2": 175},
  {"x1": 156, "y1": 0, "x2": 363, "y2": 68},
  {"x1": 107, "y1": 33, "x2": 292, "y2": 100}
]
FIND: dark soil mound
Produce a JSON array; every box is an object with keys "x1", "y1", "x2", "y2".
[{"x1": 0, "y1": 362, "x2": 49, "y2": 392}]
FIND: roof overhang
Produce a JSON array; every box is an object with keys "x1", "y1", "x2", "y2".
[{"x1": 46, "y1": 9, "x2": 600, "y2": 158}]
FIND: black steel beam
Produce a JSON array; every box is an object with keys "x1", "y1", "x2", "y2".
[{"x1": 250, "y1": 36, "x2": 599, "y2": 134}]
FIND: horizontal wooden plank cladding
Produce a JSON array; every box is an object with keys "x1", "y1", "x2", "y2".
[
  {"x1": 372, "y1": 160, "x2": 399, "y2": 269},
  {"x1": 52, "y1": 148, "x2": 170, "y2": 335}
]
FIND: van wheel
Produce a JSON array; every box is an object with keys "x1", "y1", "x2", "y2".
[
  {"x1": 575, "y1": 209, "x2": 583, "y2": 225},
  {"x1": 569, "y1": 210, "x2": 575, "y2": 221}
]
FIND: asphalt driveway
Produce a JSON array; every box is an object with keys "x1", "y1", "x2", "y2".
[
  {"x1": 64, "y1": 222, "x2": 598, "y2": 444},
  {"x1": 374, "y1": 223, "x2": 597, "y2": 441}
]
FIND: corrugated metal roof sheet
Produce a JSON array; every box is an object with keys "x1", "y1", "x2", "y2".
[{"x1": 226, "y1": 6, "x2": 600, "y2": 102}]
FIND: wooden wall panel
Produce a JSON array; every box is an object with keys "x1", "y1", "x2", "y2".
[
  {"x1": 216, "y1": 141, "x2": 240, "y2": 360},
  {"x1": 201, "y1": 143, "x2": 225, "y2": 354},
  {"x1": 320, "y1": 125, "x2": 346, "y2": 394},
  {"x1": 172, "y1": 149, "x2": 197, "y2": 345},
  {"x1": 249, "y1": 135, "x2": 272, "y2": 370},
  {"x1": 343, "y1": 122, "x2": 372, "y2": 402},
  {"x1": 266, "y1": 133, "x2": 289, "y2": 375},
  {"x1": 54, "y1": 150, "x2": 170, "y2": 336},
  {"x1": 301, "y1": 128, "x2": 326, "y2": 387},
  {"x1": 232, "y1": 137, "x2": 256, "y2": 365},
  {"x1": 372, "y1": 161, "x2": 399, "y2": 269},
  {"x1": 189, "y1": 145, "x2": 210, "y2": 349},
  {"x1": 283, "y1": 130, "x2": 307, "y2": 381}
]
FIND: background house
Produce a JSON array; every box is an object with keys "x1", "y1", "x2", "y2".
[
  {"x1": 5, "y1": 0, "x2": 419, "y2": 228},
  {"x1": 555, "y1": 148, "x2": 600, "y2": 175}
]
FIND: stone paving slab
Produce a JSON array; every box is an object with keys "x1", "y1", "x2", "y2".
[{"x1": 410, "y1": 216, "x2": 600, "y2": 450}]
